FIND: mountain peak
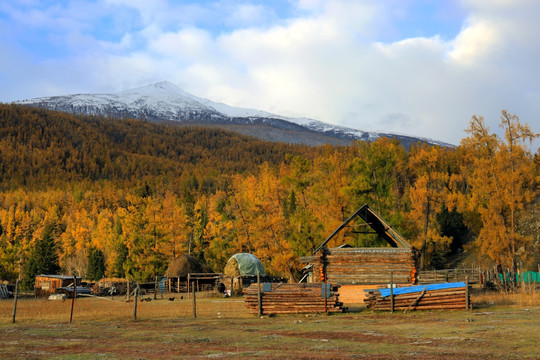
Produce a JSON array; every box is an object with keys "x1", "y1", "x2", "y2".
[
  {"x1": 154, "y1": 80, "x2": 176, "y2": 87},
  {"x1": 14, "y1": 82, "x2": 454, "y2": 147},
  {"x1": 120, "y1": 81, "x2": 189, "y2": 98}
]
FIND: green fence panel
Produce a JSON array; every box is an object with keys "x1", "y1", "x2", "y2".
[{"x1": 498, "y1": 272, "x2": 539, "y2": 283}]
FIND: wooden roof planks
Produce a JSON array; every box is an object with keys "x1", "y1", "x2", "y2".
[{"x1": 243, "y1": 283, "x2": 344, "y2": 315}]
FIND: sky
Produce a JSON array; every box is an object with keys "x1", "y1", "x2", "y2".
[{"x1": 0, "y1": 0, "x2": 539, "y2": 148}]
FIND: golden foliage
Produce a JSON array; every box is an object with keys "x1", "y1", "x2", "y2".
[{"x1": 0, "y1": 105, "x2": 537, "y2": 282}]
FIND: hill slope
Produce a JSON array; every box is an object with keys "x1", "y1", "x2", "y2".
[
  {"x1": 0, "y1": 104, "x2": 313, "y2": 188},
  {"x1": 15, "y1": 81, "x2": 454, "y2": 148}
]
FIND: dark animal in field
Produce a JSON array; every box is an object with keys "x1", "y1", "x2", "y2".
[{"x1": 168, "y1": 297, "x2": 175, "y2": 301}]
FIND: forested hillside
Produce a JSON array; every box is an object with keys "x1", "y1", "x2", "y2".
[
  {"x1": 0, "y1": 104, "x2": 537, "y2": 287},
  {"x1": 0, "y1": 105, "x2": 314, "y2": 189}
]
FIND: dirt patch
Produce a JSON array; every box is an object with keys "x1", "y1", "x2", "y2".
[
  {"x1": 1, "y1": 297, "x2": 539, "y2": 359},
  {"x1": 263, "y1": 329, "x2": 408, "y2": 344}
]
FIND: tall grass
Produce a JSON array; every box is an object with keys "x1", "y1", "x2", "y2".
[{"x1": 473, "y1": 287, "x2": 540, "y2": 307}]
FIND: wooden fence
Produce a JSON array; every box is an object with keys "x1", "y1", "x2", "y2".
[
  {"x1": 417, "y1": 268, "x2": 481, "y2": 284},
  {"x1": 0, "y1": 284, "x2": 11, "y2": 299}
]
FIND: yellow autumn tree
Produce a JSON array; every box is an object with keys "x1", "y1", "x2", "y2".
[
  {"x1": 408, "y1": 143, "x2": 452, "y2": 270},
  {"x1": 228, "y1": 164, "x2": 297, "y2": 279},
  {"x1": 307, "y1": 146, "x2": 350, "y2": 249},
  {"x1": 461, "y1": 111, "x2": 537, "y2": 267},
  {"x1": 203, "y1": 191, "x2": 236, "y2": 272},
  {"x1": 161, "y1": 190, "x2": 187, "y2": 259}
]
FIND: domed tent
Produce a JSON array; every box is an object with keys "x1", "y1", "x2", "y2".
[{"x1": 224, "y1": 253, "x2": 265, "y2": 277}]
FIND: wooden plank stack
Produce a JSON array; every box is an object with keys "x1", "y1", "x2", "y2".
[
  {"x1": 301, "y1": 247, "x2": 418, "y2": 285},
  {"x1": 243, "y1": 283, "x2": 344, "y2": 315},
  {"x1": 363, "y1": 282, "x2": 470, "y2": 311}
]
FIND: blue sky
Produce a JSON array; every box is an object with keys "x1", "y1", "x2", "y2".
[{"x1": 1, "y1": 0, "x2": 538, "y2": 148}]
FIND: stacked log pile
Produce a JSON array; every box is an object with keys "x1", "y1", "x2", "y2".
[
  {"x1": 301, "y1": 247, "x2": 418, "y2": 285},
  {"x1": 364, "y1": 282, "x2": 470, "y2": 311},
  {"x1": 244, "y1": 283, "x2": 344, "y2": 315}
]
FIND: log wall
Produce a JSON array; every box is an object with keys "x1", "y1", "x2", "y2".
[{"x1": 302, "y1": 247, "x2": 418, "y2": 285}]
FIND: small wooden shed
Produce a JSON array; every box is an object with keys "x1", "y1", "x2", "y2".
[
  {"x1": 35, "y1": 274, "x2": 81, "y2": 297},
  {"x1": 301, "y1": 205, "x2": 419, "y2": 303}
]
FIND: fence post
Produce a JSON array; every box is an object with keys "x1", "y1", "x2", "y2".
[
  {"x1": 11, "y1": 279, "x2": 19, "y2": 323},
  {"x1": 390, "y1": 271, "x2": 394, "y2": 314},
  {"x1": 70, "y1": 275, "x2": 77, "y2": 323},
  {"x1": 127, "y1": 278, "x2": 130, "y2": 301},
  {"x1": 465, "y1": 276, "x2": 469, "y2": 310},
  {"x1": 324, "y1": 280, "x2": 328, "y2": 315},
  {"x1": 520, "y1": 264, "x2": 525, "y2": 293},
  {"x1": 257, "y1": 269, "x2": 262, "y2": 317},
  {"x1": 133, "y1": 283, "x2": 139, "y2": 320},
  {"x1": 154, "y1": 276, "x2": 158, "y2": 300},
  {"x1": 192, "y1": 281, "x2": 197, "y2": 319},
  {"x1": 533, "y1": 264, "x2": 540, "y2": 294}
]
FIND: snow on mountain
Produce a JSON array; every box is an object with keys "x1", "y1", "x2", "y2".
[{"x1": 14, "y1": 81, "x2": 453, "y2": 147}]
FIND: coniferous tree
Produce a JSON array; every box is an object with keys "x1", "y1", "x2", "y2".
[
  {"x1": 112, "y1": 242, "x2": 128, "y2": 278},
  {"x1": 22, "y1": 224, "x2": 60, "y2": 290},
  {"x1": 86, "y1": 248, "x2": 105, "y2": 281},
  {"x1": 436, "y1": 205, "x2": 468, "y2": 254}
]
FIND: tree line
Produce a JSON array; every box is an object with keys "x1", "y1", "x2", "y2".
[{"x1": 0, "y1": 104, "x2": 537, "y2": 288}]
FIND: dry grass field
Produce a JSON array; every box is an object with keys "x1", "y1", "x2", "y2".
[{"x1": 1, "y1": 290, "x2": 539, "y2": 359}]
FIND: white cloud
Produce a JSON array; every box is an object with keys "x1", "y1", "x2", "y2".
[
  {"x1": 448, "y1": 18, "x2": 499, "y2": 65},
  {"x1": 149, "y1": 27, "x2": 212, "y2": 58},
  {"x1": 224, "y1": 4, "x2": 269, "y2": 27},
  {"x1": 1, "y1": 0, "x2": 539, "y2": 148}
]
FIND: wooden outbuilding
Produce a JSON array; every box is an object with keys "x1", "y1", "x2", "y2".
[
  {"x1": 300, "y1": 205, "x2": 419, "y2": 304},
  {"x1": 34, "y1": 274, "x2": 81, "y2": 297}
]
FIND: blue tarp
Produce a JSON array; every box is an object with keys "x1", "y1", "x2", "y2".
[
  {"x1": 375, "y1": 282, "x2": 466, "y2": 298},
  {"x1": 159, "y1": 277, "x2": 166, "y2": 293},
  {"x1": 228, "y1": 253, "x2": 265, "y2": 276}
]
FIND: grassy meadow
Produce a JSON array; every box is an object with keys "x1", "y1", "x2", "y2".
[{"x1": 1, "y1": 290, "x2": 539, "y2": 359}]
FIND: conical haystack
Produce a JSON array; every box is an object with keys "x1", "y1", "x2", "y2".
[{"x1": 165, "y1": 254, "x2": 212, "y2": 277}]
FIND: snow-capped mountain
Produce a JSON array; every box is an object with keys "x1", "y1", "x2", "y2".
[{"x1": 15, "y1": 81, "x2": 452, "y2": 147}]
